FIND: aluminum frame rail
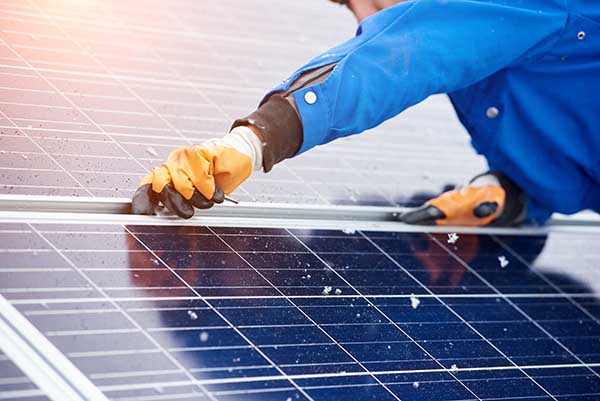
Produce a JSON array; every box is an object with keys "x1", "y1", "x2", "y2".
[
  {"x1": 0, "y1": 195, "x2": 599, "y2": 235},
  {"x1": 0, "y1": 295, "x2": 110, "y2": 401}
]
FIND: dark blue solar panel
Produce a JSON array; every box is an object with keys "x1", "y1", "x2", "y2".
[{"x1": 1, "y1": 222, "x2": 600, "y2": 400}]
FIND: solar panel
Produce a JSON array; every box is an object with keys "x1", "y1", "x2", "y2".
[
  {"x1": 2, "y1": 1, "x2": 599, "y2": 401},
  {"x1": 2, "y1": 222, "x2": 600, "y2": 400},
  {"x1": 0, "y1": 0, "x2": 485, "y2": 206}
]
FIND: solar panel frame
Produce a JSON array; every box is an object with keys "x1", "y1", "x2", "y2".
[
  {"x1": 0, "y1": 350, "x2": 52, "y2": 401},
  {"x1": 0, "y1": 289, "x2": 109, "y2": 401}
]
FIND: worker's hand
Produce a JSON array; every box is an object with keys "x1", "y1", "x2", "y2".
[
  {"x1": 132, "y1": 126, "x2": 263, "y2": 219},
  {"x1": 400, "y1": 172, "x2": 525, "y2": 227}
]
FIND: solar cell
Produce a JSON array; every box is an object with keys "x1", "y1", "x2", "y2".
[
  {"x1": 0, "y1": 0, "x2": 485, "y2": 206},
  {"x1": 2, "y1": 222, "x2": 600, "y2": 400}
]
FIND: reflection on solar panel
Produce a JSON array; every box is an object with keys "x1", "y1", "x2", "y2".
[
  {"x1": 2, "y1": 222, "x2": 600, "y2": 400},
  {"x1": 0, "y1": 0, "x2": 485, "y2": 206}
]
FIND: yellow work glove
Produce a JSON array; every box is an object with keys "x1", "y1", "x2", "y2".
[
  {"x1": 400, "y1": 172, "x2": 525, "y2": 227},
  {"x1": 132, "y1": 126, "x2": 263, "y2": 219}
]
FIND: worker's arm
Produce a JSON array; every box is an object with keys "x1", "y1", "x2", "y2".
[
  {"x1": 259, "y1": 0, "x2": 567, "y2": 156},
  {"x1": 230, "y1": 0, "x2": 567, "y2": 175},
  {"x1": 237, "y1": 0, "x2": 566, "y2": 227},
  {"x1": 133, "y1": 0, "x2": 566, "y2": 218},
  {"x1": 232, "y1": 0, "x2": 566, "y2": 172}
]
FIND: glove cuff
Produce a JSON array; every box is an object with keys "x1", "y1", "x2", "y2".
[
  {"x1": 225, "y1": 126, "x2": 264, "y2": 172},
  {"x1": 470, "y1": 171, "x2": 526, "y2": 226},
  {"x1": 230, "y1": 95, "x2": 303, "y2": 173}
]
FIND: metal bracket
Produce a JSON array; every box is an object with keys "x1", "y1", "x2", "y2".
[{"x1": 0, "y1": 295, "x2": 109, "y2": 401}]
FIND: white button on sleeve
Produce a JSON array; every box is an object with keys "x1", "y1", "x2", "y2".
[{"x1": 304, "y1": 91, "x2": 317, "y2": 105}]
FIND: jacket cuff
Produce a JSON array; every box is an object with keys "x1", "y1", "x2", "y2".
[
  {"x1": 471, "y1": 171, "x2": 527, "y2": 226},
  {"x1": 231, "y1": 95, "x2": 302, "y2": 173}
]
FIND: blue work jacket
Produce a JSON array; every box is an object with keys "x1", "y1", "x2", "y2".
[{"x1": 266, "y1": 0, "x2": 600, "y2": 222}]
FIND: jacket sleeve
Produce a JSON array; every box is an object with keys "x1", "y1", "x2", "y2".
[{"x1": 271, "y1": 0, "x2": 567, "y2": 155}]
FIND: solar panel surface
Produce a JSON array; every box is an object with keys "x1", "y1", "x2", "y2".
[
  {"x1": 0, "y1": 0, "x2": 486, "y2": 206},
  {"x1": 2, "y1": 222, "x2": 600, "y2": 401}
]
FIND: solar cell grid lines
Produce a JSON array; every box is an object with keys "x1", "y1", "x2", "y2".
[
  {"x1": 2, "y1": 223, "x2": 600, "y2": 401},
  {"x1": 0, "y1": 0, "x2": 486, "y2": 205}
]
